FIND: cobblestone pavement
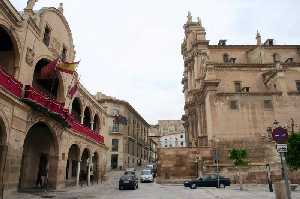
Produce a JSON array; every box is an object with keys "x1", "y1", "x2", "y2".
[{"x1": 7, "y1": 171, "x2": 300, "y2": 199}]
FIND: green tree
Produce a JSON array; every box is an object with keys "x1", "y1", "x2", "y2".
[
  {"x1": 229, "y1": 148, "x2": 248, "y2": 190},
  {"x1": 286, "y1": 133, "x2": 300, "y2": 170}
]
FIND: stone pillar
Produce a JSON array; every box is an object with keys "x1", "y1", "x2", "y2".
[
  {"x1": 87, "y1": 155, "x2": 92, "y2": 186},
  {"x1": 68, "y1": 159, "x2": 72, "y2": 179},
  {"x1": 80, "y1": 114, "x2": 84, "y2": 125},
  {"x1": 76, "y1": 161, "x2": 81, "y2": 186},
  {"x1": 90, "y1": 122, "x2": 94, "y2": 130}
]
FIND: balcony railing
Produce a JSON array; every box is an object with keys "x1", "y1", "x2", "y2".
[
  {"x1": 0, "y1": 67, "x2": 23, "y2": 97},
  {"x1": 68, "y1": 116, "x2": 104, "y2": 144},
  {"x1": 23, "y1": 85, "x2": 104, "y2": 144}
]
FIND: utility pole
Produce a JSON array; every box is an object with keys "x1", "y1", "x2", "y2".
[{"x1": 280, "y1": 152, "x2": 292, "y2": 199}]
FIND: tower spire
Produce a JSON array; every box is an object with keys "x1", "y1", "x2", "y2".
[
  {"x1": 187, "y1": 11, "x2": 192, "y2": 23},
  {"x1": 256, "y1": 30, "x2": 261, "y2": 46},
  {"x1": 197, "y1": 17, "x2": 202, "y2": 27}
]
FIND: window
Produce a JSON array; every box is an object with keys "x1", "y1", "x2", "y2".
[
  {"x1": 112, "y1": 120, "x2": 119, "y2": 132},
  {"x1": 223, "y1": 53, "x2": 229, "y2": 63},
  {"x1": 181, "y1": 142, "x2": 184, "y2": 146},
  {"x1": 180, "y1": 135, "x2": 183, "y2": 138},
  {"x1": 61, "y1": 46, "x2": 67, "y2": 62},
  {"x1": 164, "y1": 145, "x2": 167, "y2": 148},
  {"x1": 112, "y1": 139, "x2": 119, "y2": 152},
  {"x1": 112, "y1": 109, "x2": 119, "y2": 116},
  {"x1": 264, "y1": 100, "x2": 273, "y2": 109},
  {"x1": 296, "y1": 81, "x2": 300, "y2": 92},
  {"x1": 230, "y1": 100, "x2": 238, "y2": 110},
  {"x1": 234, "y1": 81, "x2": 241, "y2": 92},
  {"x1": 43, "y1": 26, "x2": 51, "y2": 47}
]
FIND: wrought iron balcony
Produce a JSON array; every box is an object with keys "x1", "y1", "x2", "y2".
[{"x1": 0, "y1": 67, "x2": 23, "y2": 97}]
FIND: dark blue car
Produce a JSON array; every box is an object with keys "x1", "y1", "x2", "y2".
[{"x1": 184, "y1": 174, "x2": 231, "y2": 189}]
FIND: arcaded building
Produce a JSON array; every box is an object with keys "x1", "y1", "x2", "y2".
[
  {"x1": 0, "y1": 0, "x2": 108, "y2": 197},
  {"x1": 96, "y1": 93, "x2": 151, "y2": 169},
  {"x1": 181, "y1": 12, "x2": 300, "y2": 181}
]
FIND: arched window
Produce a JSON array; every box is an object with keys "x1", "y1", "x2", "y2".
[
  {"x1": 93, "y1": 114, "x2": 100, "y2": 133},
  {"x1": 223, "y1": 53, "x2": 229, "y2": 63},
  {"x1": 0, "y1": 26, "x2": 17, "y2": 75},
  {"x1": 33, "y1": 58, "x2": 60, "y2": 98},
  {"x1": 71, "y1": 98, "x2": 81, "y2": 122},
  {"x1": 83, "y1": 107, "x2": 91, "y2": 128}
]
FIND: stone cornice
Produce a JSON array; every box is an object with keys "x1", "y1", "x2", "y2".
[
  {"x1": 216, "y1": 91, "x2": 282, "y2": 97},
  {"x1": 210, "y1": 63, "x2": 300, "y2": 69},
  {"x1": 78, "y1": 84, "x2": 108, "y2": 116},
  {"x1": 208, "y1": 44, "x2": 300, "y2": 49},
  {"x1": 0, "y1": 0, "x2": 23, "y2": 26},
  {"x1": 97, "y1": 98, "x2": 150, "y2": 127},
  {"x1": 287, "y1": 91, "x2": 300, "y2": 96}
]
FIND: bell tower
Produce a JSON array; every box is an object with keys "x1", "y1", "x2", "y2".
[{"x1": 181, "y1": 12, "x2": 209, "y2": 95}]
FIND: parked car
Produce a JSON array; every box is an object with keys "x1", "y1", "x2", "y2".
[
  {"x1": 119, "y1": 170, "x2": 138, "y2": 190},
  {"x1": 140, "y1": 169, "x2": 154, "y2": 183},
  {"x1": 145, "y1": 164, "x2": 156, "y2": 177},
  {"x1": 184, "y1": 174, "x2": 231, "y2": 189},
  {"x1": 125, "y1": 168, "x2": 136, "y2": 172}
]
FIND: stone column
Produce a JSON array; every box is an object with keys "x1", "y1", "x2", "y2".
[
  {"x1": 80, "y1": 114, "x2": 84, "y2": 125},
  {"x1": 90, "y1": 122, "x2": 94, "y2": 130},
  {"x1": 76, "y1": 161, "x2": 81, "y2": 186},
  {"x1": 68, "y1": 159, "x2": 72, "y2": 179},
  {"x1": 87, "y1": 155, "x2": 92, "y2": 186}
]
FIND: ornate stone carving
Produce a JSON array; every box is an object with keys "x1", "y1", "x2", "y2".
[
  {"x1": 25, "y1": 48, "x2": 35, "y2": 66},
  {"x1": 49, "y1": 37, "x2": 61, "y2": 56},
  {"x1": 26, "y1": 0, "x2": 38, "y2": 10}
]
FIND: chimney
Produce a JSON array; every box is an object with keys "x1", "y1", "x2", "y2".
[{"x1": 218, "y1": 40, "x2": 227, "y2": 46}]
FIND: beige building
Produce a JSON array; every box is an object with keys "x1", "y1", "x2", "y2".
[
  {"x1": 158, "y1": 120, "x2": 185, "y2": 136},
  {"x1": 181, "y1": 12, "x2": 300, "y2": 181},
  {"x1": 148, "y1": 125, "x2": 159, "y2": 162},
  {"x1": 96, "y1": 93, "x2": 151, "y2": 169},
  {"x1": 0, "y1": 0, "x2": 108, "y2": 197}
]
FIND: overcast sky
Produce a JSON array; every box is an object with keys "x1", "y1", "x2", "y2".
[{"x1": 11, "y1": 0, "x2": 300, "y2": 124}]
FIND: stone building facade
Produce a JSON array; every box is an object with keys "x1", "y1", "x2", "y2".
[
  {"x1": 181, "y1": 12, "x2": 300, "y2": 181},
  {"x1": 96, "y1": 93, "x2": 151, "y2": 169},
  {"x1": 0, "y1": 1, "x2": 108, "y2": 197},
  {"x1": 158, "y1": 120, "x2": 185, "y2": 137},
  {"x1": 159, "y1": 132, "x2": 186, "y2": 148}
]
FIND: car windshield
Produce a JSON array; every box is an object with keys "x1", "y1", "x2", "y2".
[
  {"x1": 124, "y1": 171, "x2": 135, "y2": 175},
  {"x1": 141, "y1": 170, "x2": 151, "y2": 175},
  {"x1": 146, "y1": 165, "x2": 153, "y2": 169}
]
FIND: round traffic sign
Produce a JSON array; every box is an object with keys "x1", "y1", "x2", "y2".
[{"x1": 272, "y1": 127, "x2": 288, "y2": 143}]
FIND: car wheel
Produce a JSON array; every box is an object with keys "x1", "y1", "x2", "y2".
[
  {"x1": 136, "y1": 184, "x2": 139, "y2": 189},
  {"x1": 191, "y1": 183, "x2": 197, "y2": 189},
  {"x1": 119, "y1": 186, "x2": 123, "y2": 190}
]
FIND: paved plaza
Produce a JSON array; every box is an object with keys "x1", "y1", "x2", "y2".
[{"x1": 6, "y1": 171, "x2": 300, "y2": 199}]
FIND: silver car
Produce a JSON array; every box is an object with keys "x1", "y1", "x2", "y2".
[{"x1": 140, "y1": 169, "x2": 153, "y2": 183}]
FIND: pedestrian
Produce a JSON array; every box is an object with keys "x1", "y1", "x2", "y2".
[
  {"x1": 36, "y1": 169, "x2": 42, "y2": 188},
  {"x1": 40, "y1": 161, "x2": 49, "y2": 190}
]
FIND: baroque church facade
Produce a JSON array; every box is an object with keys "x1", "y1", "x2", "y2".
[{"x1": 181, "y1": 12, "x2": 300, "y2": 181}]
